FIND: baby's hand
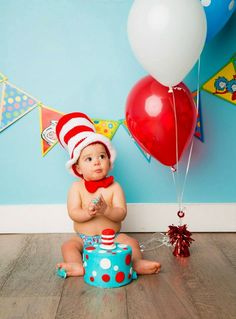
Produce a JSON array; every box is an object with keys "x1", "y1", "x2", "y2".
[
  {"x1": 87, "y1": 196, "x2": 101, "y2": 216},
  {"x1": 95, "y1": 194, "x2": 107, "y2": 215}
]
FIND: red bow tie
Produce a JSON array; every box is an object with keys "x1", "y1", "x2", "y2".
[{"x1": 84, "y1": 176, "x2": 114, "y2": 193}]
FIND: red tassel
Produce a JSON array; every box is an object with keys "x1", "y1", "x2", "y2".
[{"x1": 167, "y1": 224, "x2": 194, "y2": 257}]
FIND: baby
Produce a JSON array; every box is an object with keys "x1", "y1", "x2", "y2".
[{"x1": 56, "y1": 112, "x2": 161, "y2": 277}]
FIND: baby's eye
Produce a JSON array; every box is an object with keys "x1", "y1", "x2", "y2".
[
  {"x1": 85, "y1": 157, "x2": 92, "y2": 162},
  {"x1": 99, "y1": 154, "x2": 106, "y2": 160}
]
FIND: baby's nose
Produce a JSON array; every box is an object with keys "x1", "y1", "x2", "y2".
[{"x1": 94, "y1": 158, "x2": 101, "y2": 165}]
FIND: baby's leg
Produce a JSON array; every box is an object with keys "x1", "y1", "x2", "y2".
[
  {"x1": 57, "y1": 236, "x2": 84, "y2": 277},
  {"x1": 115, "y1": 233, "x2": 161, "y2": 275}
]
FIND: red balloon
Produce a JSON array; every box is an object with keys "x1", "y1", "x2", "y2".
[{"x1": 125, "y1": 76, "x2": 197, "y2": 166}]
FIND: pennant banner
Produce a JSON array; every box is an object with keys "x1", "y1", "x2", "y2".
[
  {"x1": 0, "y1": 82, "x2": 39, "y2": 132},
  {"x1": 92, "y1": 119, "x2": 120, "y2": 140},
  {"x1": 121, "y1": 120, "x2": 152, "y2": 163},
  {"x1": 39, "y1": 105, "x2": 64, "y2": 156},
  {"x1": 0, "y1": 72, "x2": 7, "y2": 83},
  {"x1": 192, "y1": 90, "x2": 204, "y2": 142},
  {"x1": 202, "y1": 54, "x2": 236, "y2": 106}
]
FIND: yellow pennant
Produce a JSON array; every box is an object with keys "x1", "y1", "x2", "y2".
[
  {"x1": 202, "y1": 55, "x2": 236, "y2": 106},
  {"x1": 92, "y1": 119, "x2": 120, "y2": 140}
]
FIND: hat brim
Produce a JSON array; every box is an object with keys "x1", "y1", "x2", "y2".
[{"x1": 65, "y1": 133, "x2": 116, "y2": 178}]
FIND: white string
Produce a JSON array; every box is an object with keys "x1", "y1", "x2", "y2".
[
  {"x1": 179, "y1": 57, "x2": 201, "y2": 205},
  {"x1": 169, "y1": 58, "x2": 201, "y2": 226},
  {"x1": 169, "y1": 86, "x2": 182, "y2": 212}
]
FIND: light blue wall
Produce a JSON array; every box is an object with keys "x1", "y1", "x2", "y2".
[{"x1": 0, "y1": 0, "x2": 235, "y2": 204}]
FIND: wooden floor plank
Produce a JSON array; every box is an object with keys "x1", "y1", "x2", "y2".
[
  {"x1": 209, "y1": 233, "x2": 236, "y2": 268},
  {"x1": 0, "y1": 234, "x2": 29, "y2": 290},
  {"x1": 0, "y1": 233, "x2": 235, "y2": 319},
  {"x1": 55, "y1": 276, "x2": 127, "y2": 319},
  {"x1": 0, "y1": 234, "x2": 69, "y2": 319},
  {"x1": 126, "y1": 234, "x2": 200, "y2": 319}
]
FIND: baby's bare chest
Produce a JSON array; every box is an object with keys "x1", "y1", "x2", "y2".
[{"x1": 80, "y1": 188, "x2": 113, "y2": 208}]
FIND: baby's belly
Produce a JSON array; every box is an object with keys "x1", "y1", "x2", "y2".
[{"x1": 74, "y1": 215, "x2": 121, "y2": 235}]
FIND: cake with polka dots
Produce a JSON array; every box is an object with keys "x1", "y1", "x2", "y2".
[{"x1": 83, "y1": 229, "x2": 137, "y2": 288}]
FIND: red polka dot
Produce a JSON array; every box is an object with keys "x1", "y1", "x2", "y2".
[
  {"x1": 125, "y1": 254, "x2": 131, "y2": 265},
  {"x1": 112, "y1": 252, "x2": 116, "y2": 255},
  {"x1": 86, "y1": 255, "x2": 89, "y2": 259},
  {"x1": 116, "y1": 272, "x2": 125, "y2": 283},
  {"x1": 102, "y1": 274, "x2": 110, "y2": 282},
  {"x1": 123, "y1": 248, "x2": 128, "y2": 250},
  {"x1": 90, "y1": 277, "x2": 94, "y2": 282},
  {"x1": 85, "y1": 246, "x2": 95, "y2": 251},
  {"x1": 128, "y1": 274, "x2": 131, "y2": 279}
]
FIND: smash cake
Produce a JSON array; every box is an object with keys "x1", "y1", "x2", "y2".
[{"x1": 83, "y1": 229, "x2": 137, "y2": 288}]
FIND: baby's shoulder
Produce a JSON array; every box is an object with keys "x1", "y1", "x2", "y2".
[
  {"x1": 69, "y1": 180, "x2": 83, "y2": 193},
  {"x1": 111, "y1": 181, "x2": 123, "y2": 191}
]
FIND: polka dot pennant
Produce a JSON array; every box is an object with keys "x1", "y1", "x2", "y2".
[
  {"x1": 92, "y1": 119, "x2": 120, "y2": 140},
  {"x1": 0, "y1": 82, "x2": 38, "y2": 132},
  {"x1": 0, "y1": 72, "x2": 7, "y2": 83}
]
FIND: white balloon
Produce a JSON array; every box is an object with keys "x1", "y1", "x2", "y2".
[{"x1": 127, "y1": 0, "x2": 207, "y2": 87}]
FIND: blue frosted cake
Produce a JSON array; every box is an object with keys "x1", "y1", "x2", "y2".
[{"x1": 83, "y1": 229, "x2": 137, "y2": 288}]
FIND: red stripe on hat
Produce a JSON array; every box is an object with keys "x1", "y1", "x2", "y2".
[
  {"x1": 64, "y1": 126, "x2": 94, "y2": 145},
  {"x1": 71, "y1": 137, "x2": 86, "y2": 161},
  {"x1": 56, "y1": 112, "x2": 93, "y2": 144}
]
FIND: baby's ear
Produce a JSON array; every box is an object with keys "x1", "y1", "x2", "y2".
[{"x1": 75, "y1": 164, "x2": 82, "y2": 176}]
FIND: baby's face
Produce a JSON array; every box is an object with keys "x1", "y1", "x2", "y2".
[{"x1": 76, "y1": 143, "x2": 110, "y2": 181}]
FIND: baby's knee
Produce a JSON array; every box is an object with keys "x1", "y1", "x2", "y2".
[
  {"x1": 61, "y1": 239, "x2": 81, "y2": 253},
  {"x1": 117, "y1": 234, "x2": 139, "y2": 248}
]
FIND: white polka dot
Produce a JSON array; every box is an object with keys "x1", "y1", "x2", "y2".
[
  {"x1": 118, "y1": 244, "x2": 127, "y2": 248},
  {"x1": 100, "y1": 258, "x2": 111, "y2": 269},
  {"x1": 114, "y1": 265, "x2": 119, "y2": 271},
  {"x1": 92, "y1": 270, "x2": 97, "y2": 277},
  {"x1": 83, "y1": 261, "x2": 87, "y2": 267},
  {"x1": 201, "y1": 0, "x2": 211, "y2": 6},
  {"x1": 117, "y1": 250, "x2": 122, "y2": 253},
  {"x1": 229, "y1": 0, "x2": 235, "y2": 10},
  {"x1": 98, "y1": 250, "x2": 106, "y2": 254},
  {"x1": 130, "y1": 267, "x2": 133, "y2": 274}
]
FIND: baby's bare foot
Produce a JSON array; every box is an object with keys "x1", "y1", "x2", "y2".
[
  {"x1": 56, "y1": 262, "x2": 84, "y2": 277},
  {"x1": 133, "y1": 259, "x2": 161, "y2": 275}
]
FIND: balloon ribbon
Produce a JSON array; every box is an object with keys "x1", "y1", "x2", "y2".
[{"x1": 167, "y1": 224, "x2": 194, "y2": 257}]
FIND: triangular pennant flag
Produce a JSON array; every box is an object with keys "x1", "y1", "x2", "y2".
[
  {"x1": 0, "y1": 82, "x2": 5, "y2": 125},
  {"x1": 202, "y1": 54, "x2": 236, "y2": 106},
  {"x1": 39, "y1": 105, "x2": 64, "y2": 156},
  {"x1": 92, "y1": 119, "x2": 120, "y2": 140},
  {"x1": 121, "y1": 119, "x2": 151, "y2": 163},
  {"x1": 0, "y1": 82, "x2": 39, "y2": 132},
  {"x1": 0, "y1": 72, "x2": 7, "y2": 83},
  {"x1": 192, "y1": 90, "x2": 204, "y2": 142}
]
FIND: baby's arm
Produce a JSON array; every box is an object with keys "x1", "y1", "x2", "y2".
[
  {"x1": 103, "y1": 182, "x2": 127, "y2": 222},
  {"x1": 67, "y1": 182, "x2": 95, "y2": 223}
]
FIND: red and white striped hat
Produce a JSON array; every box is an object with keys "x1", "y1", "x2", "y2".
[{"x1": 56, "y1": 112, "x2": 116, "y2": 177}]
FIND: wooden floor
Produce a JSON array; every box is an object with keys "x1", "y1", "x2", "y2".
[{"x1": 0, "y1": 233, "x2": 235, "y2": 319}]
